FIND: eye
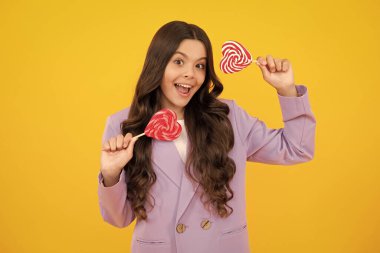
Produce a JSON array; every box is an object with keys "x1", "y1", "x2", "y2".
[
  {"x1": 174, "y1": 59, "x2": 184, "y2": 65},
  {"x1": 197, "y1": 63, "x2": 206, "y2": 69}
]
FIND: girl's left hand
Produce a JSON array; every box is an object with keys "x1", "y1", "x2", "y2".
[{"x1": 256, "y1": 55, "x2": 296, "y2": 96}]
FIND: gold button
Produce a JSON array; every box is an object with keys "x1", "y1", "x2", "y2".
[
  {"x1": 201, "y1": 219, "x2": 211, "y2": 230},
  {"x1": 176, "y1": 223, "x2": 186, "y2": 233}
]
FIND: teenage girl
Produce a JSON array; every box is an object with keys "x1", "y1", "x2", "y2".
[{"x1": 98, "y1": 20, "x2": 316, "y2": 253}]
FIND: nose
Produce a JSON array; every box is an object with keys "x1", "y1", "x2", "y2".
[{"x1": 183, "y1": 65, "x2": 195, "y2": 78}]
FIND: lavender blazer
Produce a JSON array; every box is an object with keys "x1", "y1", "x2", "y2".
[{"x1": 98, "y1": 85, "x2": 316, "y2": 253}]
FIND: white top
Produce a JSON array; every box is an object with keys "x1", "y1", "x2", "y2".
[{"x1": 173, "y1": 119, "x2": 188, "y2": 163}]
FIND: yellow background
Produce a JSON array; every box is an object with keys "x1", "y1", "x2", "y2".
[{"x1": 1, "y1": 0, "x2": 379, "y2": 252}]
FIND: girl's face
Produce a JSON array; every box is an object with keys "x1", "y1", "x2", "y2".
[{"x1": 160, "y1": 39, "x2": 207, "y2": 120}]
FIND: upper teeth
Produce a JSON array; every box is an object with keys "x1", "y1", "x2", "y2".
[{"x1": 175, "y1": 83, "x2": 191, "y2": 89}]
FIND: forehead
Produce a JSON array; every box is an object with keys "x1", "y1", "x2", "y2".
[{"x1": 174, "y1": 39, "x2": 207, "y2": 60}]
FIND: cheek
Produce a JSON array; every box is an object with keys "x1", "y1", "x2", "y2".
[
  {"x1": 161, "y1": 83, "x2": 172, "y2": 95},
  {"x1": 163, "y1": 67, "x2": 176, "y2": 81},
  {"x1": 159, "y1": 80, "x2": 170, "y2": 97},
  {"x1": 197, "y1": 73, "x2": 206, "y2": 86},
  {"x1": 161, "y1": 73, "x2": 174, "y2": 89}
]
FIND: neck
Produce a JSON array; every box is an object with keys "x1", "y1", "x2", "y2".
[
  {"x1": 159, "y1": 102, "x2": 184, "y2": 120},
  {"x1": 174, "y1": 109, "x2": 184, "y2": 120}
]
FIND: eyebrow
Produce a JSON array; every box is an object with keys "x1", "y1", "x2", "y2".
[{"x1": 174, "y1": 51, "x2": 207, "y2": 61}]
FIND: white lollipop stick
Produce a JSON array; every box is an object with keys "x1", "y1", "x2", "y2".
[
  {"x1": 132, "y1": 132, "x2": 145, "y2": 141},
  {"x1": 101, "y1": 133, "x2": 144, "y2": 151}
]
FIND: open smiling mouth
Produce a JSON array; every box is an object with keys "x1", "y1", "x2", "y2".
[{"x1": 175, "y1": 83, "x2": 191, "y2": 95}]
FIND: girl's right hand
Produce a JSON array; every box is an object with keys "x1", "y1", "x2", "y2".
[{"x1": 100, "y1": 133, "x2": 138, "y2": 180}]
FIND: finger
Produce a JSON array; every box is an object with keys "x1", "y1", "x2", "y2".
[
  {"x1": 282, "y1": 59, "x2": 290, "y2": 72},
  {"x1": 102, "y1": 141, "x2": 110, "y2": 152},
  {"x1": 123, "y1": 133, "x2": 133, "y2": 148},
  {"x1": 266, "y1": 55, "x2": 276, "y2": 73},
  {"x1": 257, "y1": 56, "x2": 267, "y2": 66},
  {"x1": 116, "y1": 134, "x2": 124, "y2": 150},
  {"x1": 274, "y1": 58, "x2": 282, "y2": 71},
  {"x1": 109, "y1": 137, "x2": 117, "y2": 151},
  {"x1": 256, "y1": 56, "x2": 270, "y2": 78},
  {"x1": 126, "y1": 135, "x2": 138, "y2": 155}
]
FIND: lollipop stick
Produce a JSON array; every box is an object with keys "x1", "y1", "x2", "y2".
[
  {"x1": 132, "y1": 132, "x2": 145, "y2": 141},
  {"x1": 101, "y1": 133, "x2": 145, "y2": 151}
]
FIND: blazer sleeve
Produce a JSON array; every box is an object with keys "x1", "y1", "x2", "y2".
[
  {"x1": 97, "y1": 115, "x2": 136, "y2": 228},
  {"x1": 232, "y1": 84, "x2": 316, "y2": 165}
]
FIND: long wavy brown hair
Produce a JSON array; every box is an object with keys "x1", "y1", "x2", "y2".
[{"x1": 120, "y1": 21, "x2": 236, "y2": 220}]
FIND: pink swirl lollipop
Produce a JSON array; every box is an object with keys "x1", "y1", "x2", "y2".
[
  {"x1": 220, "y1": 40, "x2": 258, "y2": 74},
  {"x1": 133, "y1": 108, "x2": 182, "y2": 141}
]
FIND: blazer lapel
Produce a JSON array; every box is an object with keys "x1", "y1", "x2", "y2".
[
  {"x1": 175, "y1": 140, "x2": 199, "y2": 223},
  {"x1": 175, "y1": 167, "x2": 199, "y2": 223},
  {"x1": 151, "y1": 139, "x2": 200, "y2": 223},
  {"x1": 151, "y1": 139, "x2": 183, "y2": 188}
]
